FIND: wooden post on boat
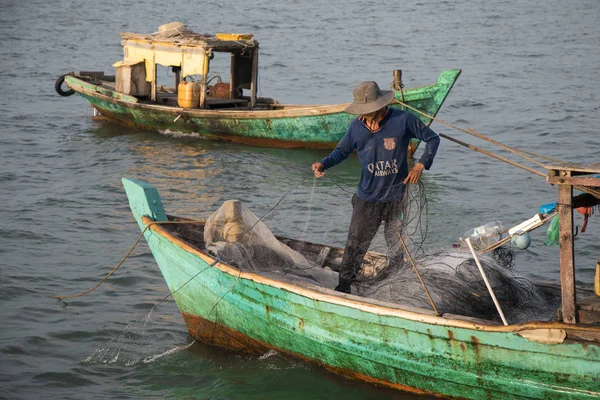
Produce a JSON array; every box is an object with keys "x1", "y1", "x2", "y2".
[
  {"x1": 174, "y1": 66, "x2": 181, "y2": 92},
  {"x1": 229, "y1": 53, "x2": 236, "y2": 99},
  {"x1": 250, "y1": 46, "x2": 259, "y2": 108},
  {"x1": 595, "y1": 261, "x2": 600, "y2": 296},
  {"x1": 199, "y1": 50, "x2": 211, "y2": 109},
  {"x1": 558, "y1": 181, "x2": 576, "y2": 323},
  {"x1": 151, "y1": 54, "x2": 157, "y2": 103},
  {"x1": 546, "y1": 163, "x2": 600, "y2": 324}
]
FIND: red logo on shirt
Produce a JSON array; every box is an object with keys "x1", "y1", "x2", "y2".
[{"x1": 383, "y1": 138, "x2": 396, "y2": 150}]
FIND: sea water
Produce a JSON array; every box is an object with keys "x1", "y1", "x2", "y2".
[{"x1": 1, "y1": 0, "x2": 599, "y2": 398}]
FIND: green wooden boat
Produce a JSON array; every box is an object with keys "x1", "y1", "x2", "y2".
[
  {"x1": 123, "y1": 177, "x2": 600, "y2": 399},
  {"x1": 55, "y1": 23, "x2": 460, "y2": 149}
]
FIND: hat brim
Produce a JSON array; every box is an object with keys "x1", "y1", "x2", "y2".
[{"x1": 344, "y1": 90, "x2": 395, "y2": 115}]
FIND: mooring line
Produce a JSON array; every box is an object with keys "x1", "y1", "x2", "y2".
[
  {"x1": 52, "y1": 220, "x2": 204, "y2": 300},
  {"x1": 52, "y1": 173, "x2": 314, "y2": 301},
  {"x1": 97, "y1": 258, "x2": 219, "y2": 363}
]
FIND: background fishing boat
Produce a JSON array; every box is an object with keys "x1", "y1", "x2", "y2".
[
  {"x1": 122, "y1": 176, "x2": 600, "y2": 399},
  {"x1": 55, "y1": 23, "x2": 460, "y2": 148}
]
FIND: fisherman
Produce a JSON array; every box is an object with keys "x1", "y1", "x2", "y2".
[{"x1": 312, "y1": 81, "x2": 440, "y2": 293}]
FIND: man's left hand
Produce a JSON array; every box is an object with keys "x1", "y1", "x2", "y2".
[{"x1": 404, "y1": 163, "x2": 425, "y2": 184}]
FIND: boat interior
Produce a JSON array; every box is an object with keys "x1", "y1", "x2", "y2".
[
  {"x1": 73, "y1": 71, "x2": 324, "y2": 111},
  {"x1": 159, "y1": 215, "x2": 600, "y2": 329}
]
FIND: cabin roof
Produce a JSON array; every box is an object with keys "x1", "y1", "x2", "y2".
[{"x1": 120, "y1": 27, "x2": 258, "y2": 52}]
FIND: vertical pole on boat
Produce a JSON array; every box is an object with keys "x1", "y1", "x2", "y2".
[
  {"x1": 250, "y1": 46, "x2": 259, "y2": 108},
  {"x1": 595, "y1": 261, "x2": 600, "y2": 296},
  {"x1": 151, "y1": 54, "x2": 157, "y2": 103},
  {"x1": 174, "y1": 67, "x2": 181, "y2": 92},
  {"x1": 397, "y1": 234, "x2": 440, "y2": 316},
  {"x1": 229, "y1": 53, "x2": 236, "y2": 99},
  {"x1": 392, "y1": 70, "x2": 403, "y2": 91},
  {"x1": 200, "y1": 50, "x2": 210, "y2": 109},
  {"x1": 558, "y1": 181, "x2": 577, "y2": 323},
  {"x1": 465, "y1": 238, "x2": 509, "y2": 325}
]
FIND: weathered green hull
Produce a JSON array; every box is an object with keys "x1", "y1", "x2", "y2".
[
  {"x1": 123, "y1": 178, "x2": 600, "y2": 399},
  {"x1": 65, "y1": 70, "x2": 460, "y2": 148}
]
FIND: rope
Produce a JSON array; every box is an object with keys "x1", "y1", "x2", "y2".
[
  {"x1": 52, "y1": 220, "x2": 204, "y2": 300},
  {"x1": 52, "y1": 173, "x2": 313, "y2": 301},
  {"x1": 242, "y1": 174, "x2": 310, "y2": 234},
  {"x1": 399, "y1": 81, "x2": 405, "y2": 111},
  {"x1": 97, "y1": 258, "x2": 219, "y2": 362}
]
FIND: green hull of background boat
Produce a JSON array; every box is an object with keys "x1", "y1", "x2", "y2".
[
  {"x1": 122, "y1": 177, "x2": 600, "y2": 399},
  {"x1": 65, "y1": 70, "x2": 460, "y2": 148}
]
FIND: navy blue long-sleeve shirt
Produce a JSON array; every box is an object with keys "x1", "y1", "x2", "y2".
[{"x1": 320, "y1": 108, "x2": 440, "y2": 203}]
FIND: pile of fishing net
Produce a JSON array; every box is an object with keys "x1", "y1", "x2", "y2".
[
  {"x1": 355, "y1": 248, "x2": 558, "y2": 324},
  {"x1": 204, "y1": 200, "x2": 558, "y2": 324},
  {"x1": 204, "y1": 200, "x2": 339, "y2": 288}
]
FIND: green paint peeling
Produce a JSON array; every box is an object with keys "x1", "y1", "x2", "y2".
[{"x1": 123, "y1": 178, "x2": 600, "y2": 399}]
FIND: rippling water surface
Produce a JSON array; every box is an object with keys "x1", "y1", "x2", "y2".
[{"x1": 1, "y1": 0, "x2": 599, "y2": 398}]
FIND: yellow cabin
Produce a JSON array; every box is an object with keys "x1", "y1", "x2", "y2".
[{"x1": 113, "y1": 22, "x2": 259, "y2": 109}]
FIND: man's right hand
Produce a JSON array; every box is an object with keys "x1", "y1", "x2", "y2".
[{"x1": 312, "y1": 162, "x2": 325, "y2": 178}]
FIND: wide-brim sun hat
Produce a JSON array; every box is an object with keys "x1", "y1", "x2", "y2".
[{"x1": 344, "y1": 81, "x2": 395, "y2": 115}]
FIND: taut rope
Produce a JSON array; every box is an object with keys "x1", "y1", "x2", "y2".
[
  {"x1": 52, "y1": 220, "x2": 204, "y2": 300},
  {"x1": 52, "y1": 173, "x2": 314, "y2": 301}
]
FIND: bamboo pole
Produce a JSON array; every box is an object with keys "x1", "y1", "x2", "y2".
[
  {"x1": 393, "y1": 100, "x2": 547, "y2": 168},
  {"x1": 437, "y1": 132, "x2": 546, "y2": 177},
  {"x1": 397, "y1": 233, "x2": 439, "y2": 316},
  {"x1": 465, "y1": 238, "x2": 509, "y2": 326},
  {"x1": 394, "y1": 99, "x2": 600, "y2": 198}
]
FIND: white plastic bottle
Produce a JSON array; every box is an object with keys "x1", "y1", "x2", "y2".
[{"x1": 460, "y1": 221, "x2": 503, "y2": 250}]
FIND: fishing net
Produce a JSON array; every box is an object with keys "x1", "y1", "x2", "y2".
[
  {"x1": 204, "y1": 200, "x2": 339, "y2": 288},
  {"x1": 355, "y1": 247, "x2": 556, "y2": 324},
  {"x1": 203, "y1": 183, "x2": 558, "y2": 324}
]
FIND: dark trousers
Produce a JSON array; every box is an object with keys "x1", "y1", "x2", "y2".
[{"x1": 338, "y1": 195, "x2": 405, "y2": 284}]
